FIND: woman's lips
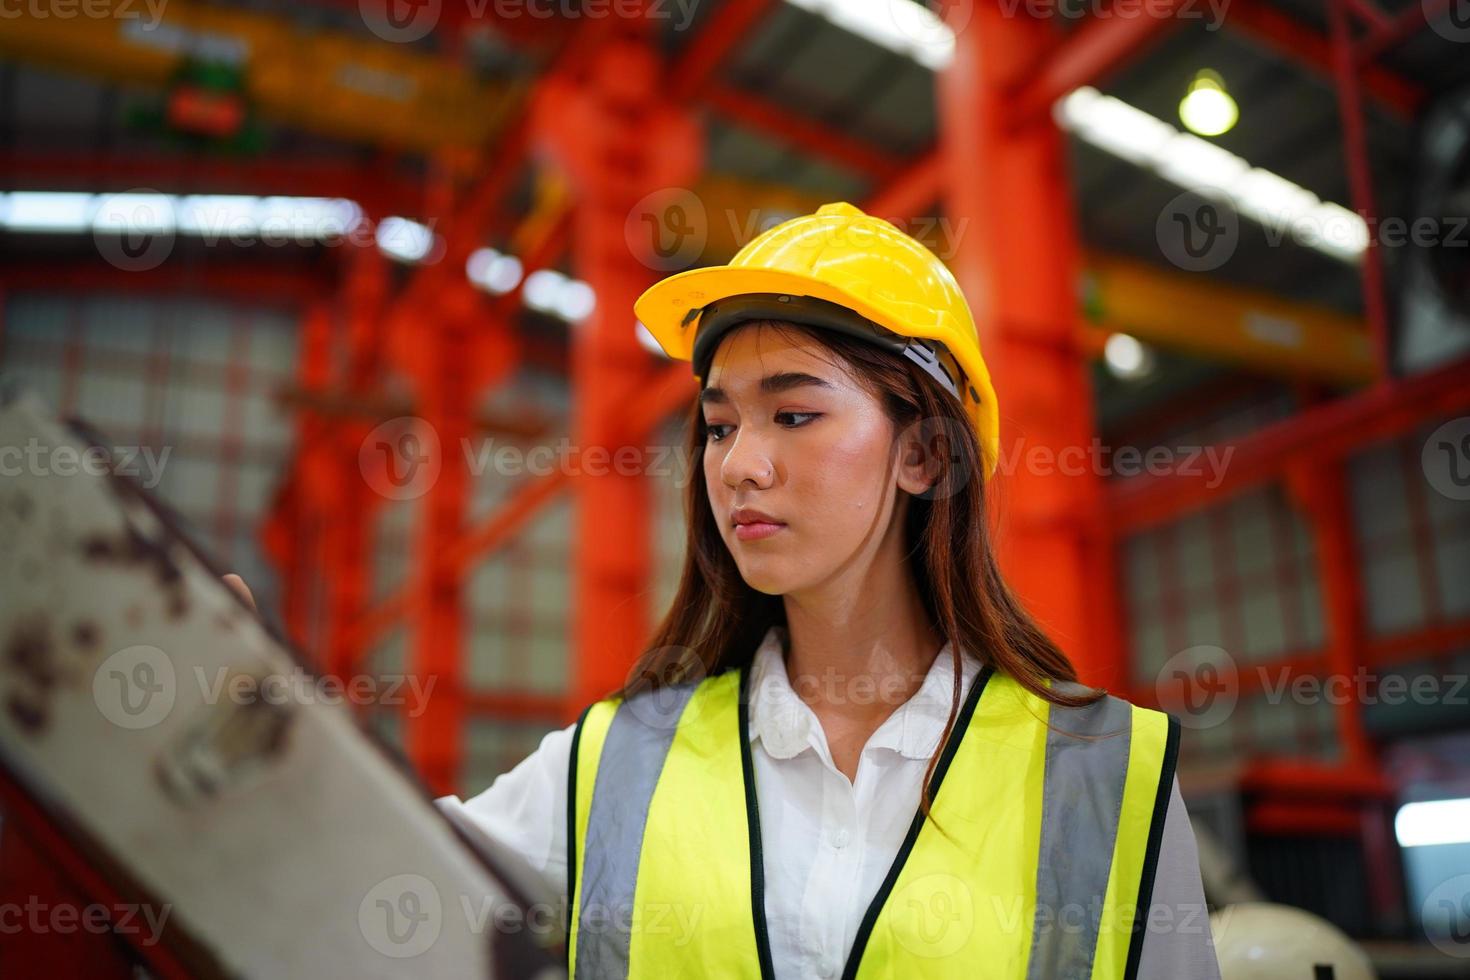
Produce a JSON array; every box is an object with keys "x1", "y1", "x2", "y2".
[{"x1": 734, "y1": 521, "x2": 786, "y2": 541}]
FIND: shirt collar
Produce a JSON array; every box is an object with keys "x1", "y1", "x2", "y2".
[{"x1": 746, "y1": 623, "x2": 985, "y2": 762}]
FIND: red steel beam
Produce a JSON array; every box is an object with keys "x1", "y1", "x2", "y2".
[
  {"x1": 1327, "y1": 0, "x2": 1392, "y2": 383},
  {"x1": 1108, "y1": 355, "x2": 1470, "y2": 531},
  {"x1": 705, "y1": 83, "x2": 906, "y2": 180},
  {"x1": 464, "y1": 689, "x2": 569, "y2": 723},
  {"x1": 340, "y1": 362, "x2": 695, "y2": 674},
  {"x1": 864, "y1": 151, "x2": 942, "y2": 220},
  {"x1": 1223, "y1": 0, "x2": 1424, "y2": 118},
  {"x1": 1368, "y1": 617, "x2": 1470, "y2": 669},
  {"x1": 669, "y1": 0, "x2": 778, "y2": 97},
  {"x1": 321, "y1": 241, "x2": 390, "y2": 683},
  {"x1": 0, "y1": 771, "x2": 189, "y2": 979},
  {"x1": 274, "y1": 303, "x2": 336, "y2": 651},
  {"x1": 0, "y1": 151, "x2": 421, "y2": 217},
  {"x1": 1247, "y1": 802, "x2": 1368, "y2": 835},
  {"x1": 1239, "y1": 758, "x2": 1391, "y2": 797},
  {"x1": 342, "y1": 470, "x2": 569, "y2": 659},
  {"x1": 1356, "y1": 0, "x2": 1454, "y2": 62},
  {"x1": 404, "y1": 306, "x2": 480, "y2": 794},
  {"x1": 1287, "y1": 462, "x2": 1374, "y2": 767},
  {"x1": 1337, "y1": 0, "x2": 1393, "y2": 32},
  {"x1": 1125, "y1": 614, "x2": 1470, "y2": 707},
  {"x1": 1008, "y1": 0, "x2": 1191, "y2": 126},
  {"x1": 0, "y1": 262, "x2": 330, "y2": 305}
]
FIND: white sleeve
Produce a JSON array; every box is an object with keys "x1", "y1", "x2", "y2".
[
  {"x1": 1135, "y1": 774, "x2": 1222, "y2": 980},
  {"x1": 434, "y1": 721, "x2": 577, "y2": 909}
]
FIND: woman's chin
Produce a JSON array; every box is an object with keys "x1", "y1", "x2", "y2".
[{"x1": 736, "y1": 562, "x2": 801, "y2": 596}]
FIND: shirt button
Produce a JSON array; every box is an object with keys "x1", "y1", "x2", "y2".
[{"x1": 831, "y1": 828, "x2": 850, "y2": 848}]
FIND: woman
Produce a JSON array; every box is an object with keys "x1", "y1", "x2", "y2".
[{"x1": 232, "y1": 201, "x2": 1219, "y2": 978}]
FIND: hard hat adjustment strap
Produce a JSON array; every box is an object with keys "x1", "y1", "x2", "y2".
[{"x1": 688, "y1": 293, "x2": 963, "y2": 403}]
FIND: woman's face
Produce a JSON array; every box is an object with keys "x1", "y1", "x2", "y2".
[{"x1": 700, "y1": 323, "x2": 930, "y2": 596}]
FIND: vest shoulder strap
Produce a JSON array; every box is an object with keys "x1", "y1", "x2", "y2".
[{"x1": 1033, "y1": 681, "x2": 1181, "y2": 980}]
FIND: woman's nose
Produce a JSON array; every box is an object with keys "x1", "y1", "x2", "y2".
[{"x1": 720, "y1": 430, "x2": 776, "y2": 490}]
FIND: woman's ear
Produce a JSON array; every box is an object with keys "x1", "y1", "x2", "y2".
[{"x1": 895, "y1": 420, "x2": 944, "y2": 496}]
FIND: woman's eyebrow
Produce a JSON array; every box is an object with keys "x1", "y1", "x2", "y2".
[{"x1": 699, "y1": 371, "x2": 836, "y2": 406}]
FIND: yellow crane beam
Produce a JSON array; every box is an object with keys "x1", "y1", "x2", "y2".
[
  {"x1": 0, "y1": 0, "x2": 516, "y2": 153},
  {"x1": 1081, "y1": 252, "x2": 1374, "y2": 386}
]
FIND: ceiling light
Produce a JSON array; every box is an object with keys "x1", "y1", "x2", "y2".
[
  {"x1": 1104, "y1": 333, "x2": 1155, "y2": 380},
  {"x1": 1396, "y1": 799, "x2": 1470, "y2": 847},
  {"x1": 5, "y1": 192, "x2": 95, "y2": 233},
  {"x1": 375, "y1": 216, "x2": 437, "y2": 264},
  {"x1": 1179, "y1": 69, "x2": 1239, "y2": 137},
  {"x1": 784, "y1": 0, "x2": 955, "y2": 70},
  {"x1": 1057, "y1": 86, "x2": 1367, "y2": 264}
]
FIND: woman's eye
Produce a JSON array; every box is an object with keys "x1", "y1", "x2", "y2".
[{"x1": 705, "y1": 413, "x2": 821, "y2": 443}]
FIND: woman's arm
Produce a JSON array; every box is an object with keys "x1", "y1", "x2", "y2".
[
  {"x1": 434, "y1": 722, "x2": 576, "y2": 914},
  {"x1": 1135, "y1": 775, "x2": 1222, "y2": 980}
]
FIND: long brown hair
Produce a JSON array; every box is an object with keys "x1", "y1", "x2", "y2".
[{"x1": 609, "y1": 319, "x2": 1106, "y2": 832}]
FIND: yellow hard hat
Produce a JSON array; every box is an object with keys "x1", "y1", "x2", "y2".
[{"x1": 634, "y1": 201, "x2": 1000, "y2": 478}]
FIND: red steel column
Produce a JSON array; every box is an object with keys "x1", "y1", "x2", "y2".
[
  {"x1": 396, "y1": 260, "x2": 519, "y2": 795},
  {"x1": 938, "y1": 2, "x2": 1121, "y2": 689},
  {"x1": 1326, "y1": 0, "x2": 1393, "y2": 382},
  {"x1": 534, "y1": 16, "x2": 702, "y2": 710},
  {"x1": 410, "y1": 309, "x2": 473, "y2": 794},
  {"x1": 323, "y1": 240, "x2": 388, "y2": 686},
  {"x1": 273, "y1": 302, "x2": 335, "y2": 650},
  {"x1": 1285, "y1": 463, "x2": 1373, "y2": 765}
]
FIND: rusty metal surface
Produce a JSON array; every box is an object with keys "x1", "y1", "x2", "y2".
[{"x1": 0, "y1": 387, "x2": 566, "y2": 979}]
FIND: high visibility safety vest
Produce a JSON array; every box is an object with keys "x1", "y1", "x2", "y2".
[{"x1": 565, "y1": 663, "x2": 1180, "y2": 980}]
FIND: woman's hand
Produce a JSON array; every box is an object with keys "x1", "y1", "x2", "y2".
[{"x1": 222, "y1": 573, "x2": 258, "y2": 613}]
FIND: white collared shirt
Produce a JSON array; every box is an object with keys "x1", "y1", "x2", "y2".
[{"x1": 438, "y1": 624, "x2": 1219, "y2": 979}]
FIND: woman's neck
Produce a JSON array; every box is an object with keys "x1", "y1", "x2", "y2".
[{"x1": 779, "y1": 559, "x2": 944, "y2": 728}]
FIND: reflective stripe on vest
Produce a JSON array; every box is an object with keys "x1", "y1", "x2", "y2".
[{"x1": 565, "y1": 664, "x2": 1180, "y2": 980}]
